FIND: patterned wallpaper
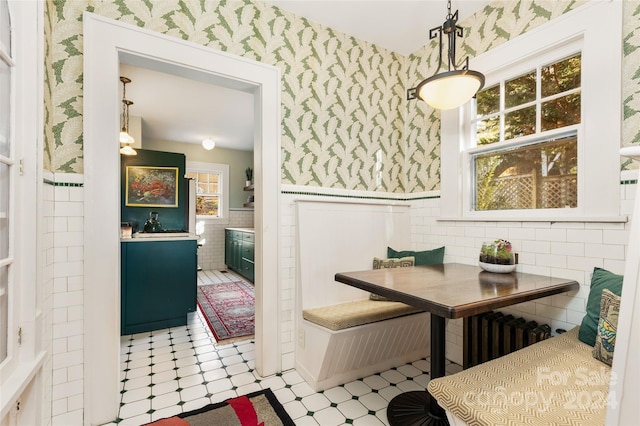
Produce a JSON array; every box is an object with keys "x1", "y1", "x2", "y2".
[
  {"x1": 44, "y1": 0, "x2": 639, "y2": 191},
  {"x1": 45, "y1": 0, "x2": 406, "y2": 192}
]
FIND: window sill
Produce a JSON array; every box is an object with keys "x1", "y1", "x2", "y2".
[
  {"x1": 0, "y1": 351, "x2": 46, "y2": 419},
  {"x1": 437, "y1": 215, "x2": 628, "y2": 223}
]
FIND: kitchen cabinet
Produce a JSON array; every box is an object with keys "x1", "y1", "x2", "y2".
[
  {"x1": 225, "y1": 228, "x2": 255, "y2": 282},
  {"x1": 121, "y1": 238, "x2": 197, "y2": 335}
]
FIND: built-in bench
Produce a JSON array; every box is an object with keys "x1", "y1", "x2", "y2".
[
  {"x1": 298, "y1": 298, "x2": 430, "y2": 391},
  {"x1": 295, "y1": 201, "x2": 431, "y2": 391},
  {"x1": 427, "y1": 327, "x2": 610, "y2": 426}
]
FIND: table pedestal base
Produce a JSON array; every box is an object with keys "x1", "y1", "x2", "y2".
[{"x1": 387, "y1": 391, "x2": 449, "y2": 426}]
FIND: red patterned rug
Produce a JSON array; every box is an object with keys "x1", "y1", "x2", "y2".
[{"x1": 197, "y1": 280, "x2": 255, "y2": 343}]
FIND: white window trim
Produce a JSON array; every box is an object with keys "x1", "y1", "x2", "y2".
[
  {"x1": 440, "y1": 0, "x2": 625, "y2": 223},
  {"x1": 187, "y1": 160, "x2": 229, "y2": 224}
]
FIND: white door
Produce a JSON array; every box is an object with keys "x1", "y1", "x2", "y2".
[
  {"x1": 0, "y1": 0, "x2": 42, "y2": 422},
  {"x1": 0, "y1": 0, "x2": 17, "y2": 378}
]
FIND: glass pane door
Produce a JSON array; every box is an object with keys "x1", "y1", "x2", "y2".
[{"x1": 0, "y1": 0, "x2": 12, "y2": 365}]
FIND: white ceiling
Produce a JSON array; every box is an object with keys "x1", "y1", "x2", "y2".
[
  {"x1": 267, "y1": 0, "x2": 492, "y2": 55},
  {"x1": 119, "y1": 63, "x2": 255, "y2": 151},
  {"x1": 122, "y1": 1, "x2": 491, "y2": 151}
]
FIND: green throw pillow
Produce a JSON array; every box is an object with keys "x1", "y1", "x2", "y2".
[
  {"x1": 592, "y1": 289, "x2": 620, "y2": 366},
  {"x1": 369, "y1": 256, "x2": 415, "y2": 301},
  {"x1": 578, "y1": 267, "x2": 623, "y2": 346},
  {"x1": 387, "y1": 246, "x2": 444, "y2": 266}
]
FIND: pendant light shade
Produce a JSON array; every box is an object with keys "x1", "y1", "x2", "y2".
[
  {"x1": 409, "y1": 0, "x2": 484, "y2": 110},
  {"x1": 119, "y1": 144, "x2": 137, "y2": 156},
  {"x1": 416, "y1": 69, "x2": 485, "y2": 110},
  {"x1": 119, "y1": 130, "x2": 132, "y2": 144}
]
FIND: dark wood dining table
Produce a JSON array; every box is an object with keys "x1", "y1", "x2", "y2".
[{"x1": 334, "y1": 263, "x2": 579, "y2": 426}]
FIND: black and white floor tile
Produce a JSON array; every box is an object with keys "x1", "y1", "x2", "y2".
[{"x1": 104, "y1": 270, "x2": 463, "y2": 425}]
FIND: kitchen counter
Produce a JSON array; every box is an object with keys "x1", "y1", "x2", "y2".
[
  {"x1": 122, "y1": 233, "x2": 198, "y2": 243},
  {"x1": 225, "y1": 227, "x2": 254, "y2": 233}
]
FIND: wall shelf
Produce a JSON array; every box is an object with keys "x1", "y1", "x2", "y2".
[{"x1": 244, "y1": 183, "x2": 254, "y2": 207}]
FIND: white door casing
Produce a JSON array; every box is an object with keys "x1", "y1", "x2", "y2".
[{"x1": 83, "y1": 13, "x2": 280, "y2": 425}]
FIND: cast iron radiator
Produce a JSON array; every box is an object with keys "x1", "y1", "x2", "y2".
[{"x1": 463, "y1": 311, "x2": 551, "y2": 369}]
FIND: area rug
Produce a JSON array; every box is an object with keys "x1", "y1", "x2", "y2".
[
  {"x1": 197, "y1": 280, "x2": 255, "y2": 343},
  {"x1": 145, "y1": 388, "x2": 295, "y2": 426}
]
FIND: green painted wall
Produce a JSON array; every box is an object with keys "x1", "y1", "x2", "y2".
[
  {"x1": 44, "y1": 0, "x2": 640, "y2": 190},
  {"x1": 121, "y1": 149, "x2": 187, "y2": 232},
  {"x1": 144, "y1": 139, "x2": 253, "y2": 209}
]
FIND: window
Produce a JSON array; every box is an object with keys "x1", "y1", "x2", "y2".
[
  {"x1": 186, "y1": 170, "x2": 221, "y2": 216},
  {"x1": 440, "y1": 1, "x2": 623, "y2": 221},
  {"x1": 186, "y1": 161, "x2": 229, "y2": 221},
  {"x1": 471, "y1": 53, "x2": 581, "y2": 211}
]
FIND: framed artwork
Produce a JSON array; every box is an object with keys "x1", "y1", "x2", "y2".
[{"x1": 125, "y1": 166, "x2": 179, "y2": 207}]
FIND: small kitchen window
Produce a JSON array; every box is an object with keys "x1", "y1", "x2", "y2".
[
  {"x1": 186, "y1": 170, "x2": 221, "y2": 217},
  {"x1": 186, "y1": 161, "x2": 229, "y2": 222}
]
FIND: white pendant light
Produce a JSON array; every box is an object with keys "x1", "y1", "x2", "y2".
[
  {"x1": 119, "y1": 76, "x2": 137, "y2": 156},
  {"x1": 409, "y1": 0, "x2": 484, "y2": 110},
  {"x1": 119, "y1": 144, "x2": 137, "y2": 156},
  {"x1": 202, "y1": 138, "x2": 215, "y2": 150}
]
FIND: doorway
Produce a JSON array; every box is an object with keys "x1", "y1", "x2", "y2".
[{"x1": 83, "y1": 13, "x2": 281, "y2": 425}]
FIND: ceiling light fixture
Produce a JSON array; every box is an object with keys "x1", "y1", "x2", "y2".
[
  {"x1": 408, "y1": 0, "x2": 485, "y2": 110},
  {"x1": 202, "y1": 138, "x2": 216, "y2": 150},
  {"x1": 119, "y1": 76, "x2": 137, "y2": 156}
]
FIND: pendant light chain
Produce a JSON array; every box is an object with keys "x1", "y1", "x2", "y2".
[
  {"x1": 121, "y1": 77, "x2": 132, "y2": 134},
  {"x1": 123, "y1": 79, "x2": 127, "y2": 132}
]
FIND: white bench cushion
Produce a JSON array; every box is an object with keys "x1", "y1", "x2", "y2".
[{"x1": 303, "y1": 299, "x2": 423, "y2": 331}]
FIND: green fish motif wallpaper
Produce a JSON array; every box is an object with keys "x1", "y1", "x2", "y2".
[{"x1": 44, "y1": 0, "x2": 640, "y2": 193}]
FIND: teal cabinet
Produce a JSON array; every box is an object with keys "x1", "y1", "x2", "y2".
[
  {"x1": 121, "y1": 239, "x2": 197, "y2": 335},
  {"x1": 225, "y1": 229, "x2": 254, "y2": 282}
]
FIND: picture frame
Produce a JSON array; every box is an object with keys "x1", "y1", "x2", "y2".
[{"x1": 125, "y1": 166, "x2": 179, "y2": 207}]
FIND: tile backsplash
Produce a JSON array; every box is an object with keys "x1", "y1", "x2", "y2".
[{"x1": 196, "y1": 209, "x2": 254, "y2": 272}]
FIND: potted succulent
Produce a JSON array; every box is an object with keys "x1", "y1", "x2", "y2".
[
  {"x1": 480, "y1": 239, "x2": 514, "y2": 264},
  {"x1": 245, "y1": 167, "x2": 253, "y2": 187},
  {"x1": 479, "y1": 239, "x2": 516, "y2": 273}
]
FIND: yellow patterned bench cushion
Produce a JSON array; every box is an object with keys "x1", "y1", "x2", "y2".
[
  {"x1": 428, "y1": 327, "x2": 610, "y2": 426},
  {"x1": 303, "y1": 299, "x2": 423, "y2": 331}
]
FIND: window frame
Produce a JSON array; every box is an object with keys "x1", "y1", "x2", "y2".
[
  {"x1": 440, "y1": 1, "x2": 624, "y2": 222},
  {"x1": 186, "y1": 161, "x2": 229, "y2": 223}
]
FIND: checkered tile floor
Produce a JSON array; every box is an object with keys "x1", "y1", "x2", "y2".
[{"x1": 105, "y1": 270, "x2": 463, "y2": 425}]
